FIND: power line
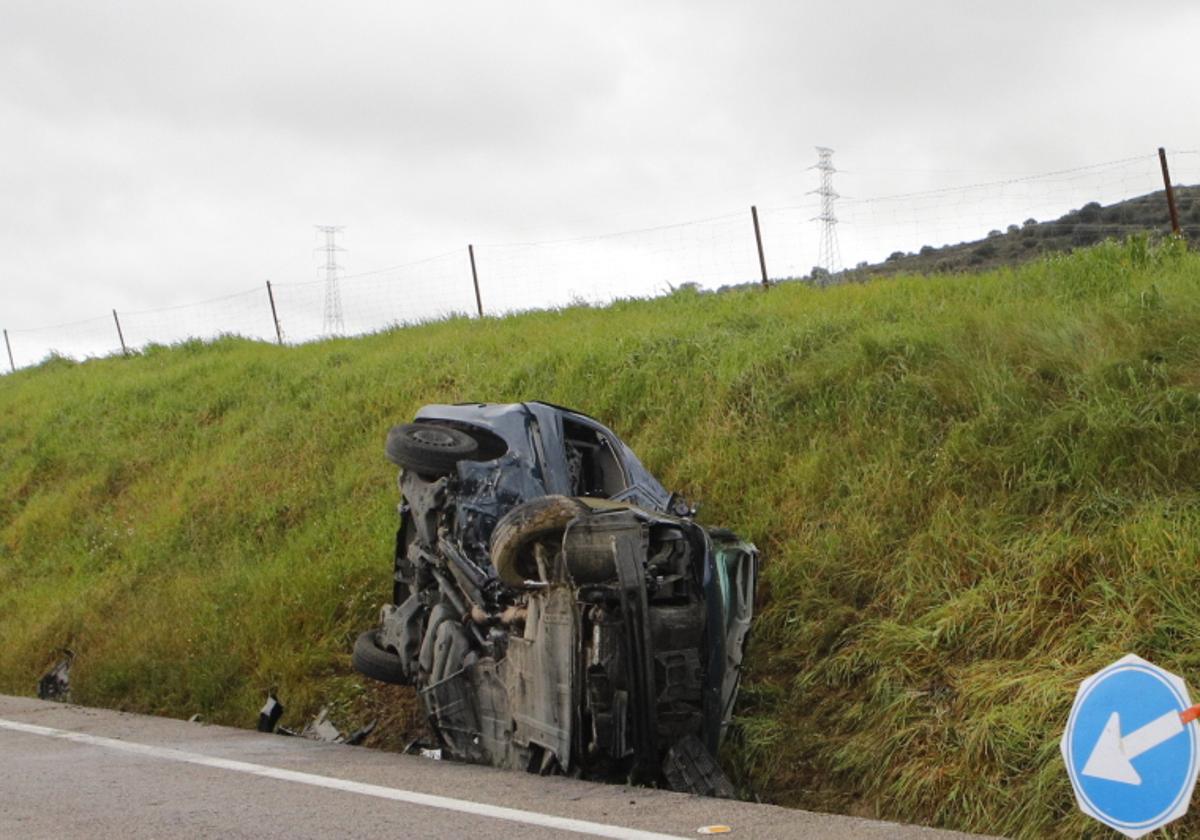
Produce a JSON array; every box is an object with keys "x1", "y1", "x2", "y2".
[
  {"x1": 842, "y1": 153, "x2": 1158, "y2": 206},
  {"x1": 478, "y1": 211, "x2": 746, "y2": 248},
  {"x1": 4, "y1": 150, "x2": 1189, "y2": 361}
]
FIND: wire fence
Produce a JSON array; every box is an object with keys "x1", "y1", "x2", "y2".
[{"x1": 5, "y1": 149, "x2": 1198, "y2": 373}]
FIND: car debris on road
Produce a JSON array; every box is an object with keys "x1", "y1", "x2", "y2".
[
  {"x1": 352, "y1": 402, "x2": 758, "y2": 796},
  {"x1": 255, "y1": 693, "x2": 376, "y2": 745},
  {"x1": 257, "y1": 693, "x2": 284, "y2": 732},
  {"x1": 36, "y1": 649, "x2": 73, "y2": 702}
]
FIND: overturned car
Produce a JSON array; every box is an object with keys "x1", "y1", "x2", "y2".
[{"x1": 352, "y1": 402, "x2": 757, "y2": 792}]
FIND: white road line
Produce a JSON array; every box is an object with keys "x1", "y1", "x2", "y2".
[{"x1": 0, "y1": 718, "x2": 686, "y2": 840}]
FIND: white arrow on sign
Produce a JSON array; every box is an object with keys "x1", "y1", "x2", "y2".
[{"x1": 1083, "y1": 710, "x2": 1189, "y2": 785}]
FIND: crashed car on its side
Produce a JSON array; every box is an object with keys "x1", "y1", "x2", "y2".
[{"x1": 352, "y1": 401, "x2": 757, "y2": 792}]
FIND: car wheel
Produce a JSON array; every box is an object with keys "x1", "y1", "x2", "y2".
[
  {"x1": 352, "y1": 629, "x2": 408, "y2": 685},
  {"x1": 490, "y1": 495, "x2": 589, "y2": 587},
  {"x1": 385, "y1": 423, "x2": 480, "y2": 475}
]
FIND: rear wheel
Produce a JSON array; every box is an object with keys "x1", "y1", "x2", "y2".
[
  {"x1": 385, "y1": 423, "x2": 480, "y2": 475},
  {"x1": 352, "y1": 629, "x2": 408, "y2": 685}
]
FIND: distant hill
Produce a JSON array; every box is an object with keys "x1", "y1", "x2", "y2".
[{"x1": 836, "y1": 185, "x2": 1200, "y2": 279}]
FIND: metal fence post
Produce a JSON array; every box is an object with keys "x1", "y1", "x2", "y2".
[
  {"x1": 266, "y1": 280, "x2": 283, "y2": 345},
  {"x1": 3, "y1": 329, "x2": 13, "y2": 373},
  {"x1": 751, "y1": 205, "x2": 769, "y2": 289},
  {"x1": 1158, "y1": 147, "x2": 1182, "y2": 237},
  {"x1": 112, "y1": 309, "x2": 129, "y2": 357},
  {"x1": 468, "y1": 245, "x2": 483, "y2": 318}
]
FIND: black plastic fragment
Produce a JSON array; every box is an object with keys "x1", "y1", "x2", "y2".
[
  {"x1": 345, "y1": 719, "x2": 378, "y2": 746},
  {"x1": 37, "y1": 650, "x2": 73, "y2": 702},
  {"x1": 662, "y1": 734, "x2": 736, "y2": 799},
  {"x1": 257, "y1": 693, "x2": 284, "y2": 732}
]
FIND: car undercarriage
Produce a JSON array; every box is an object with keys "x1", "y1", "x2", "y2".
[{"x1": 352, "y1": 402, "x2": 756, "y2": 794}]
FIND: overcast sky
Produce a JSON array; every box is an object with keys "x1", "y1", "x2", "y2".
[{"x1": 3, "y1": 0, "x2": 1199, "y2": 350}]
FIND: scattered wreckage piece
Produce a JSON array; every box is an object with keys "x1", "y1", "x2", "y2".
[
  {"x1": 402, "y1": 735, "x2": 443, "y2": 760},
  {"x1": 663, "y1": 735, "x2": 737, "y2": 799},
  {"x1": 299, "y1": 707, "x2": 344, "y2": 743},
  {"x1": 255, "y1": 693, "x2": 376, "y2": 746},
  {"x1": 344, "y1": 719, "x2": 378, "y2": 746},
  {"x1": 352, "y1": 402, "x2": 758, "y2": 796},
  {"x1": 37, "y1": 649, "x2": 73, "y2": 702},
  {"x1": 257, "y1": 693, "x2": 284, "y2": 732}
]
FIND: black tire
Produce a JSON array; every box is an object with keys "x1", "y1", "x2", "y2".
[
  {"x1": 385, "y1": 423, "x2": 480, "y2": 475},
  {"x1": 352, "y1": 629, "x2": 408, "y2": 685},
  {"x1": 490, "y1": 495, "x2": 589, "y2": 587}
]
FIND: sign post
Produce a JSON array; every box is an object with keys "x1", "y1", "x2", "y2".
[{"x1": 1062, "y1": 654, "x2": 1200, "y2": 838}]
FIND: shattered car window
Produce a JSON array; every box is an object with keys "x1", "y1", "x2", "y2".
[{"x1": 353, "y1": 401, "x2": 757, "y2": 796}]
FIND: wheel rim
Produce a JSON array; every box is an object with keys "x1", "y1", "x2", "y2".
[{"x1": 411, "y1": 428, "x2": 460, "y2": 448}]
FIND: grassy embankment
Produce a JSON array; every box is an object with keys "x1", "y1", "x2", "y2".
[{"x1": 3, "y1": 237, "x2": 1200, "y2": 837}]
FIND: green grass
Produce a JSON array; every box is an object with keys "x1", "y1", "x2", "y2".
[{"x1": 3, "y1": 237, "x2": 1200, "y2": 837}]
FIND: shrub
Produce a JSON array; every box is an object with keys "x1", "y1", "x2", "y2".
[{"x1": 1078, "y1": 201, "x2": 1102, "y2": 223}]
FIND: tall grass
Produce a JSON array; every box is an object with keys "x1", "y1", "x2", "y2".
[{"x1": 2, "y1": 238, "x2": 1199, "y2": 836}]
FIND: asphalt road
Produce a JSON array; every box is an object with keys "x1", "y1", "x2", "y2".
[{"x1": 0, "y1": 695, "x2": 989, "y2": 839}]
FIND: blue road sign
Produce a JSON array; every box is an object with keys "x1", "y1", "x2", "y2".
[{"x1": 1061, "y1": 654, "x2": 1199, "y2": 838}]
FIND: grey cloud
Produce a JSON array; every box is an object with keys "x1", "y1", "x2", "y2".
[{"x1": 2, "y1": 0, "x2": 1197, "y2": 333}]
